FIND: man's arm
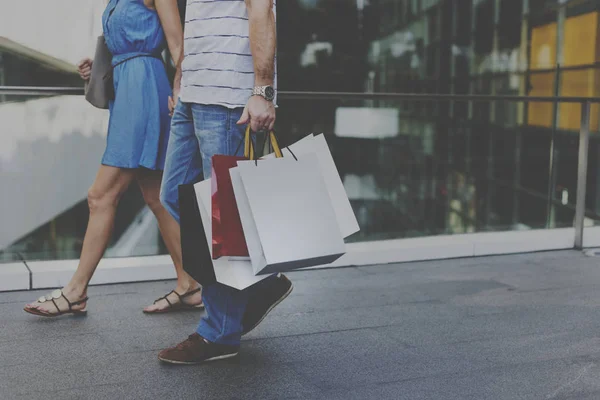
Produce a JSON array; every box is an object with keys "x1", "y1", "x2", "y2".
[
  {"x1": 247, "y1": 0, "x2": 276, "y2": 87},
  {"x1": 237, "y1": 0, "x2": 277, "y2": 132}
]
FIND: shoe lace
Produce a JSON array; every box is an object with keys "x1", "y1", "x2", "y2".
[{"x1": 176, "y1": 334, "x2": 203, "y2": 351}]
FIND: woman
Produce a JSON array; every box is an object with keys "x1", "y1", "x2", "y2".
[{"x1": 24, "y1": 0, "x2": 202, "y2": 317}]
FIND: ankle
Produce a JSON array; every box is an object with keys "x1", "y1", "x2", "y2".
[
  {"x1": 176, "y1": 281, "x2": 199, "y2": 293},
  {"x1": 62, "y1": 284, "x2": 87, "y2": 299}
]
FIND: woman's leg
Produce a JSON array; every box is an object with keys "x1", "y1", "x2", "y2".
[
  {"x1": 136, "y1": 168, "x2": 202, "y2": 312},
  {"x1": 27, "y1": 165, "x2": 136, "y2": 313}
]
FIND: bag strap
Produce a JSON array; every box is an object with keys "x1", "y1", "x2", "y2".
[
  {"x1": 244, "y1": 126, "x2": 256, "y2": 159},
  {"x1": 233, "y1": 126, "x2": 255, "y2": 159},
  {"x1": 270, "y1": 130, "x2": 297, "y2": 160},
  {"x1": 248, "y1": 126, "x2": 283, "y2": 158},
  {"x1": 233, "y1": 126, "x2": 286, "y2": 160},
  {"x1": 268, "y1": 130, "x2": 283, "y2": 158}
]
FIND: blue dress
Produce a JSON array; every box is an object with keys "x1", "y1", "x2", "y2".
[{"x1": 101, "y1": 0, "x2": 171, "y2": 170}]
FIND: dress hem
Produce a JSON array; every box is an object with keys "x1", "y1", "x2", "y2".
[{"x1": 101, "y1": 160, "x2": 164, "y2": 171}]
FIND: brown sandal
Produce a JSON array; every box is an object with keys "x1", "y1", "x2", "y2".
[
  {"x1": 23, "y1": 289, "x2": 88, "y2": 318},
  {"x1": 143, "y1": 288, "x2": 204, "y2": 314}
]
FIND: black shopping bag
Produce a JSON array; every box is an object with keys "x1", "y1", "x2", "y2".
[{"x1": 179, "y1": 183, "x2": 216, "y2": 287}]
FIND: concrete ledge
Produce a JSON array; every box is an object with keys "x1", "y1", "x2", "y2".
[
  {"x1": 0, "y1": 262, "x2": 30, "y2": 291},
  {"x1": 27, "y1": 255, "x2": 175, "y2": 289},
  {"x1": 327, "y1": 235, "x2": 474, "y2": 267},
  {"x1": 470, "y1": 227, "x2": 575, "y2": 256},
  {"x1": 318, "y1": 228, "x2": 575, "y2": 268},
  {"x1": 583, "y1": 226, "x2": 600, "y2": 248},
  {"x1": 3, "y1": 228, "x2": 579, "y2": 291}
]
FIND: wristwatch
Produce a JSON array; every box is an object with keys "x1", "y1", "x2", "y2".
[{"x1": 252, "y1": 85, "x2": 275, "y2": 102}]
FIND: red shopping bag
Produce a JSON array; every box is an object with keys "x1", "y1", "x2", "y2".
[
  {"x1": 211, "y1": 155, "x2": 250, "y2": 259},
  {"x1": 211, "y1": 127, "x2": 257, "y2": 259}
]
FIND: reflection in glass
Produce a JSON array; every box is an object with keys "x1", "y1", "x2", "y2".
[{"x1": 276, "y1": 96, "x2": 585, "y2": 242}]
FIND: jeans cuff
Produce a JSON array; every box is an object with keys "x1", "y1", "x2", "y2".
[{"x1": 196, "y1": 324, "x2": 241, "y2": 346}]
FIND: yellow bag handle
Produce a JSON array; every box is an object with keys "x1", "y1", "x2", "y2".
[
  {"x1": 268, "y1": 130, "x2": 284, "y2": 158},
  {"x1": 243, "y1": 125, "x2": 255, "y2": 160},
  {"x1": 243, "y1": 126, "x2": 283, "y2": 159}
]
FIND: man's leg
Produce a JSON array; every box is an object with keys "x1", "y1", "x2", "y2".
[
  {"x1": 192, "y1": 106, "x2": 294, "y2": 341},
  {"x1": 159, "y1": 105, "x2": 249, "y2": 364},
  {"x1": 159, "y1": 101, "x2": 203, "y2": 223},
  {"x1": 192, "y1": 104, "x2": 250, "y2": 346}
]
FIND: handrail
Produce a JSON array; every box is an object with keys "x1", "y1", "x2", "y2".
[
  {"x1": 278, "y1": 92, "x2": 600, "y2": 103},
  {"x1": 0, "y1": 86, "x2": 84, "y2": 96},
  {"x1": 3, "y1": 86, "x2": 600, "y2": 103}
]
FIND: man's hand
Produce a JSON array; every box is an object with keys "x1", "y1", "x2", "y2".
[
  {"x1": 237, "y1": 95, "x2": 275, "y2": 132},
  {"x1": 77, "y1": 58, "x2": 93, "y2": 81},
  {"x1": 168, "y1": 87, "x2": 179, "y2": 116}
]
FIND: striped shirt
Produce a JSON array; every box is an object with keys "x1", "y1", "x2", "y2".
[{"x1": 179, "y1": 0, "x2": 277, "y2": 108}]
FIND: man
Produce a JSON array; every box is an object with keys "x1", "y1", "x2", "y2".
[{"x1": 157, "y1": 0, "x2": 292, "y2": 364}]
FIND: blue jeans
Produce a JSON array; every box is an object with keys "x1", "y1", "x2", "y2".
[{"x1": 160, "y1": 101, "x2": 272, "y2": 346}]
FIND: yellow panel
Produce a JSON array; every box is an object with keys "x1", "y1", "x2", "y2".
[
  {"x1": 559, "y1": 70, "x2": 595, "y2": 130},
  {"x1": 528, "y1": 13, "x2": 600, "y2": 130},
  {"x1": 562, "y1": 12, "x2": 599, "y2": 66},
  {"x1": 594, "y1": 69, "x2": 600, "y2": 131},
  {"x1": 559, "y1": 12, "x2": 600, "y2": 131},
  {"x1": 528, "y1": 23, "x2": 557, "y2": 127},
  {"x1": 530, "y1": 22, "x2": 557, "y2": 69},
  {"x1": 528, "y1": 72, "x2": 554, "y2": 127}
]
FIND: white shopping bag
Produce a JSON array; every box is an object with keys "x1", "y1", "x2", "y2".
[
  {"x1": 235, "y1": 153, "x2": 346, "y2": 275},
  {"x1": 193, "y1": 179, "x2": 270, "y2": 290},
  {"x1": 276, "y1": 134, "x2": 359, "y2": 238},
  {"x1": 230, "y1": 167, "x2": 264, "y2": 271}
]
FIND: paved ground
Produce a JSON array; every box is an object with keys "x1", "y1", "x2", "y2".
[{"x1": 3, "y1": 251, "x2": 600, "y2": 399}]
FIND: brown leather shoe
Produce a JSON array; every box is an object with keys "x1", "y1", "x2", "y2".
[{"x1": 158, "y1": 333, "x2": 239, "y2": 365}]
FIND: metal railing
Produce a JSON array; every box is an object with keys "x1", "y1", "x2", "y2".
[
  {"x1": 2, "y1": 85, "x2": 599, "y2": 248},
  {"x1": 0, "y1": 86, "x2": 84, "y2": 96},
  {"x1": 3, "y1": 86, "x2": 600, "y2": 103}
]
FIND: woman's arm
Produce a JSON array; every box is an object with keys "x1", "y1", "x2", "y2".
[{"x1": 154, "y1": 0, "x2": 184, "y2": 79}]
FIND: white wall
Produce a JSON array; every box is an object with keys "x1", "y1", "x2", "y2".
[
  {"x1": 0, "y1": 0, "x2": 107, "y2": 65},
  {"x1": 0, "y1": 96, "x2": 108, "y2": 249}
]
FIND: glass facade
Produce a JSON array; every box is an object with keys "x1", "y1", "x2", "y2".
[
  {"x1": 2, "y1": 0, "x2": 600, "y2": 263},
  {"x1": 277, "y1": 0, "x2": 600, "y2": 238}
]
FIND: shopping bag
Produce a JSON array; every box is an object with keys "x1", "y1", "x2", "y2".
[
  {"x1": 211, "y1": 127, "x2": 282, "y2": 259},
  {"x1": 212, "y1": 156, "x2": 248, "y2": 258},
  {"x1": 264, "y1": 133, "x2": 359, "y2": 238},
  {"x1": 197, "y1": 179, "x2": 271, "y2": 289},
  {"x1": 235, "y1": 150, "x2": 346, "y2": 275},
  {"x1": 180, "y1": 179, "x2": 271, "y2": 290},
  {"x1": 179, "y1": 183, "x2": 216, "y2": 287},
  {"x1": 211, "y1": 126, "x2": 252, "y2": 259},
  {"x1": 229, "y1": 133, "x2": 308, "y2": 271},
  {"x1": 230, "y1": 166, "x2": 264, "y2": 270}
]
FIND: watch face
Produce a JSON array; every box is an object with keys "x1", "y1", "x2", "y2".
[{"x1": 264, "y1": 86, "x2": 275, "y2": 100}]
